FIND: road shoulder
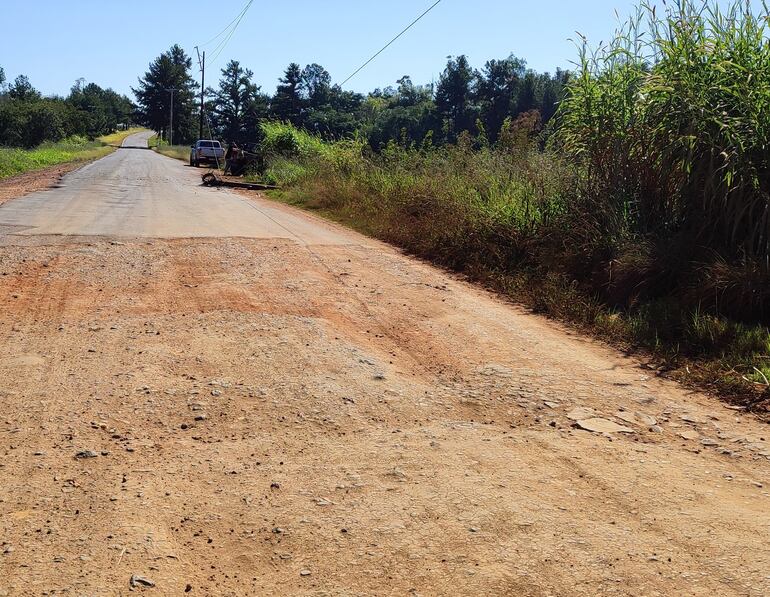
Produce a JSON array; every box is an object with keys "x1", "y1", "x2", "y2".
[{"x1": 0, "y1": 162, "x2": 88, "y2": 207}]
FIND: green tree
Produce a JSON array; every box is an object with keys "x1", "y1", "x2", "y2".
[
  {"x1": 516, "y1": 71, "x2": 538, "y2": 114},
  {"x1": 435, "y1": 55, "x2": 480, "y2": 141},
  {"x1": 25, "y1": 101, "x2": 66, "y2": 145},
  {"x1": 271, "y1": 63, "x2": 303, "y2": 125},
  {"x1": 0, "y1": 69, "x2": 133, "y2": 148},
  {"x1": 393, "y1": 76, "x2": 429, "y2": 107},
  {"x1": 67, "y1": 80, "x2": 134, "y2": 137},
  {"x1": 133, "y1": 44, "x2": 197, "y2": 143},
  {"x1": 304, "y1": 84, "x2": 363, "y2": 138},
  {"x1": 8, "y1": 75, "x2": 40, "y2": 102},
  {"x1": 0, "y1": 97, "x2": 75, "y2": 147},
  {"x1": 300, "y1": 63, "x2": 332, "y2": 109},
  {"x1": 296, "y1": 64, "x2": 365, "y2": 138},
  {"x1": 261, "y1": 53, "x2": 565, "y2": 149},
  {"x1": 363, "y1": 76, "x2": 437, "y2": 148},
  {"x1": 539, "y1": 69, "x2": 569, "y2": 122},
  {"x1": 478, "y1": 55, "x2": 526, "y2": 141},
  {"x1": 68, "y1": 81, "x2": 108, "y2": 136},
  {"x1": 211, "y1": 60, "x2": 268, "y2": 142},
  {"x1": 103, "y1": 88, "x2": 135, "y2": 129},
  {"x1": 240, "y1": 92, "x2": 270, "y2": 142}
]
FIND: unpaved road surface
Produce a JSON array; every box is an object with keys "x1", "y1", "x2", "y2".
[{"x1": 0, "y1": 133, "x2": 768, "y2": 596}]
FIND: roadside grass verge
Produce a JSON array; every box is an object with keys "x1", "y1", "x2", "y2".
[
  {"x1": 149, "y1": 136, "x2": 193, "y2": 162},
  {"x1": 0, "y1": 128, "x2": 146, "y2": 180},
  {"x1": 257, "y1": 120, "x2": 770, "y2": 411},
  {"x1": 98, "y1": 127, "x2": 147, "y2": 147}
]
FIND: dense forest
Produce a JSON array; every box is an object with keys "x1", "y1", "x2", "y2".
[
  {"x1": 0, "y1": 67, "x2": 133, "y2": 148},
  {"x1": 132, "y1": 44, "x2": 568, "y2": 148}
]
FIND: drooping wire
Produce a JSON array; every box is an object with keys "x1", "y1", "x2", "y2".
[
  {"x1": 208, "y1": 0, "x2": 255, "y2": 65},
  {"x1": 199, "y1": 0, "x2": 254, "y2": 49},
  {"x1": 340, "y1": 0, "x2": 444, "y2": 87}
]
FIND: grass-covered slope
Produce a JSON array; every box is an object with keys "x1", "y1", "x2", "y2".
[{"x1": 0, "y1": 128, "x2": 146, "y2": 180}]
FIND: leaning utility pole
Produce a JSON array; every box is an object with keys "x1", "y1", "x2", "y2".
[{"x1": 195, "y1": 47, "x2": 205, "y2": 140}]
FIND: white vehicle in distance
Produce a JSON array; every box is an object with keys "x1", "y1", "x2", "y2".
[{"x1": 189, "y1": 140, "x2": 224, "y2": 167}]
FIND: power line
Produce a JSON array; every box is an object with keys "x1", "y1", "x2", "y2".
[
  {"x1": 340, "y1": 0, "x2": 444, "y2": 87},
  {"x1": 199, "y1": 0, "x2": 253, "y2": 48},
  {"x1": 208, "y1": 0, "x2": 255, "y2": 65}
]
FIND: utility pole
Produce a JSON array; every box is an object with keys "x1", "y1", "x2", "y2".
[
  {"x1": 166, "y1": 88, "x2": 176, "y2": 146},
  {"x1": 195, "y1": 47, "x2": 206, "y2": 141}
]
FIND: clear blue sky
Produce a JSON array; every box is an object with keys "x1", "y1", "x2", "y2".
[{"x1": 1, "y1": 0, "x2": 668, "y2": 99}]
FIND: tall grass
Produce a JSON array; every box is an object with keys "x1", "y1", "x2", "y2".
[
  {"x1": 257, "y1": 119, "x2": 570, "y2": 271},
  {"x1": 556, "y1": 0, "x2": 770, "y2": 320},
  {"x1": 0, "y1": 128, "x2": 146, "y2": 180}
]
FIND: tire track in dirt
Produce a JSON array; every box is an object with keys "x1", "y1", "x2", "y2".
[{"x1": 0, "y1": 235, "x2": 768, "y2": 595}]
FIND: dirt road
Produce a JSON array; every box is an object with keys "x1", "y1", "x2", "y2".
[{"x1": 0, "y1": 133, "x2": 768, "y2": 596}]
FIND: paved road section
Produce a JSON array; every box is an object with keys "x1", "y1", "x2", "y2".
[{"x1": 0, "y1": 131, "x2": 350, "y2": 244}]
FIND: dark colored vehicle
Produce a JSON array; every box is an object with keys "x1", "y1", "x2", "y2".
[{"x1": 224, "y1": 142, "x2": 263, "y2": 176}]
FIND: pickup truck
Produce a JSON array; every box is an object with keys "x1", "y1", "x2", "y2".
[{"x1": 189, "y1": 140, "x2": 224, "y2": 167}]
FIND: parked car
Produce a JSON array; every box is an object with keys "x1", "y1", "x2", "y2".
[{"x1": 189, "y1": 140, "x2": 224, "y2": 167}]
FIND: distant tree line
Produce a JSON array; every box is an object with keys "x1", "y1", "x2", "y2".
[
  {"x1": 134, "y1": 46, "x2": 569, "y2": 148},
  {"x1": 0, "y1": 67, "x2": 134, "y2": 148}
]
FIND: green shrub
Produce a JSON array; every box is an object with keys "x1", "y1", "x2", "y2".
[
  {"x1": 262, "y1": 158, "x2": 312, "y2": 186},
  {"x1": 260, "y1": 121, "x2": 328, "y2": 159}
]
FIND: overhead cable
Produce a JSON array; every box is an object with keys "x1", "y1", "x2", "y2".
[{"x1": 340, "y1": 0, "x2": 444, "y2": 87}]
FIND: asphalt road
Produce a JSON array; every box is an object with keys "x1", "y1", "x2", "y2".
[{"x1": 0, "y1": 131, "x2": 350, "y2": 244}]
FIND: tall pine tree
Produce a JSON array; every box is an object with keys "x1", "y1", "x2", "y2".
[
  {"x1": 211, "y1": 60, "x2": 268, "y2": 142},
  {"x1": 133, "y1": 45, "x2": 197, "y2": 143},
  {"x1": 435, "y1": 56, "x2": 480, "y2": 141},
  {"x1": 271, "y1": 63, "x2": 303, "y2": 125}
]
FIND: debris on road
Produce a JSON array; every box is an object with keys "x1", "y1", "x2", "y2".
[
  {"x1": 575, "y1": 418, "x2": 635, "y2": 434},
  {"x1": 201, "y1": 172, "x2": 277, "y2": 191},
  {"x1": 129, "y1": 575, "x2": 155, "y2": 589}
]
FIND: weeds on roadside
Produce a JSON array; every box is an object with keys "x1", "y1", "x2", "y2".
[
  {"x1": 248, "y1": 0, "x2": 770, "y2": 408},
  {"x1": 0, "y1": 129, "x2": 144, "y2": 179}
]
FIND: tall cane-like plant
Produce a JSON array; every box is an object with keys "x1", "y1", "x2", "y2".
[{"x1": 557, "y1": 0, "x2": 770, "y2": 266}]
